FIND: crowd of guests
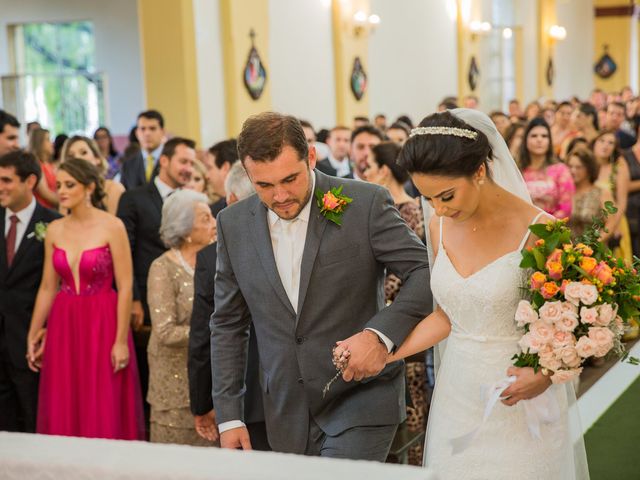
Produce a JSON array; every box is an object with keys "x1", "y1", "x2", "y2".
[{"x1": 0, "y1": 84, "x2": 639, "y2": 466}]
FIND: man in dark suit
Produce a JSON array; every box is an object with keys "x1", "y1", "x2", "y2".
[
  {"x1": 0, "y1": 150, "x2": 61, "y2": 432},
  {"x1": 204, "y1": 139, "x2": 239, "y2": 218},
  {"x1": 189, "y1": 161, "x2": 269, "y2": 450},
  {"x1": 116, "y1": 137, "x2": 196, "y2": 423},
  {"x1": 315, "y1": 126, "x2": 353, "y2": 178},
  {"x1": 120, "y1": 110, "x2": 166, "y2": 190},
  {"x1": 0, "y1": 110, "x2": 20, "y2": 157}
]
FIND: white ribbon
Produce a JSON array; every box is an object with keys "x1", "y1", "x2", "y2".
[{"x1": 450, "y1": 376, "x2": 561, "y2": 455}]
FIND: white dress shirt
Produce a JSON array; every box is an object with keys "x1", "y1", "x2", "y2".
[
  {"x1": 218, "y1": 171, "x2": 392, "y2": 434},
  {"x1": 327, "y1": 154, "x2": 351, "y2": 178},
  {"x1": 154, "y1": 176, "x2": 175, "y2": 200},
  {"x1": 4, "y1": 197, "x2": 37, "y2": 254}
]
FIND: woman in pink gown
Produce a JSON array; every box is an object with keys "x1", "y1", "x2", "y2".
[{"x1": 27, "y1": 158, "x2": 144, "y2": 440}]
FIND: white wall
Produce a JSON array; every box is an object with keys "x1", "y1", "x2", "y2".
[
  {"x1": 554, "y1": 0, "x2": 594, "y2": 101},
  {"x1": 0, "y1": 0, "x2": 144, "y2": 137},
  {"x1": 193, "y1": 0, "x2": 227, "y2": 146},
  {"x1": 268, "y1": 0, "x2": 336, "y2": 130},
  {"x1": 369, "y1": 0, "x2": 458, "y2": 125}
]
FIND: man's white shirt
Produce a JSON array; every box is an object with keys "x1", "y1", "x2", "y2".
[{"x1": 4, "y1": 197, "x2": 37, "y2": 254}]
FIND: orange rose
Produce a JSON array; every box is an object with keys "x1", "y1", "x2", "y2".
[
  {"x1": 322, "y1": 192, "x2": 340, "y2": 211},
  {"x1": 546, "y1": 261, "x2": 564, "y2": 281},
  {"x1": 576, "y1": 243, "x2": 594, "y2": 257},
  {"x1": 547, "y1": 248, "x2": 563, "y2": 263},
  {"x1": 541, "y1": 282, "x2": 560, "y2": 299},
  {"x1": 535, "y1": 239, "x2": 545, "y2": 247},
  {"x1": 580, "y1": 256, "x2": 598, "y2": 276},
  {"x1": 531, "y1": 272, "x2": 547, "y2": 290},
  {"x1": 594, "y1": 262, "x2": 614, "y2": 286}
]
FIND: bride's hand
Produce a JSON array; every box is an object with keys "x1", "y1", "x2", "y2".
[
  {"x1": 111, "y1": 342, "x2": 130, "y2": 374},
  {"x1": 501, "y1": 366, "x2": 552, "y2": 406}
]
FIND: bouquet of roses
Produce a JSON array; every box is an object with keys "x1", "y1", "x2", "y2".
[{"x1": 513, "y1": 202, "x2": 640, "y2": 384}]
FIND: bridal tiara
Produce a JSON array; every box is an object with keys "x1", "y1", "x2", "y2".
[{"x1": 409, "y1": 126, "x2": 478, "y2": 140}]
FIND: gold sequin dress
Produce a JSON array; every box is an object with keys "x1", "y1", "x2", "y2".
[{"x1": 147, "y1": 253, "x2": 215, "y2": 446}]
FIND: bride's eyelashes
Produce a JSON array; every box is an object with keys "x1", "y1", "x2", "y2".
[{"x1": 441, "y1": 194, "x2": 454, "y2": 202}]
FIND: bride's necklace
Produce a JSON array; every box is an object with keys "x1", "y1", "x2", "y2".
[{"x1": 173, "y1": 248, "x2": 194, "y2": 276}]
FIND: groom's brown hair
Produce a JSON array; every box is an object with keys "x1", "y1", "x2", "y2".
[{"x1": 238, "y1": 112, "x2": 309, "y2": 164}]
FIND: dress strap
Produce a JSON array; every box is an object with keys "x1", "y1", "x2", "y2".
[
  {"x1": 438, "y1": 216, "x2": 444, "y2": 247},
  {"x1": 517, "y1": 210, "x2": 546, "y2": 251}
]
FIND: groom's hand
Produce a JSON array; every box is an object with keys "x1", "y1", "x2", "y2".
[
  {"x1": 220, "y1": 426, "x2": 252, "y2": 450},
  {"x1": 341, "y1": 330, "x2": 387, "y2": 382}
]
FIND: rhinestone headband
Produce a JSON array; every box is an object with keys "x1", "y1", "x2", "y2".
[{"x1": 409, "y1": 126, "x2": 478, "y2": 140}]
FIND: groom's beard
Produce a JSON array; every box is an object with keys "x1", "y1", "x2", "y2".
[{"x1": 269, "y1": 177, "x2": 313, "y2": 221}]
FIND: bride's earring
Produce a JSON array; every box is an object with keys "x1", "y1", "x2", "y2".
[{"x1": 478, "y1": 178, "x2": 485, "y2": 186}]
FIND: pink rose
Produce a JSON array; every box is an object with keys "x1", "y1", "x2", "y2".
[
  {"x1": 551, "y1": 368, "x2": 582, "y2": 385},
  {"x1": 579, "y1": 284, "x2": 599, "y2": 306},
  {"x1": 529, "y1": 321, "x2": 555, "y2": 344},
  {"x1": 555, "y1": 313, "x2": 579, "y2": 333},
  {"x1": 322, "y1": 192, "x2": 340, "y2": 210},
  {"x1": 559, "y1": 346, "x2": 582, "y2": 368},
  {"x1": 563, "y1": 282, "x2": 583, "y2": 305},
  {"x1": 539, "y1": 350, "x2": 563, "y2": 371},
  {"x1": 594, "y1": 262, "x2": 614, "y2": 286},
  {"x1": 596, "y1": 303, "x2": 616, "y2": 327},
  {"x1": 580, "y1": 307, "x2": 599, "y2": 325},
  {"x1": 518, "y1": 333, "x2": 543, "y2": 354},
  {"x1": 538, "y1": 301, "x2": 563, "y2": 325},
  {"x1": 575, "y1": 336, "x2": 597, "y2": 358},
  {"x1": 515, "y1": 300, "x2": 538, "y2": 327},
  {"x1": 588, "y1": 327, "x2": 615, "y2": 358},
  {"x1": 551, "y1": 330, "x2": 575, "y2": 349}
]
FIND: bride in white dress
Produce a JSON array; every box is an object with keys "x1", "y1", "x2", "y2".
[{"x1": 337, "y1": 109, "x2": 589, "y2": 479}]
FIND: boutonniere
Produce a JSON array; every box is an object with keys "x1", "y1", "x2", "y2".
[
  {"x1": 315, "y1": 186, "x2": 353, "y2": 226},
  {"x1": 27, "y1": 222, "x2": 48, "y2": 242}
]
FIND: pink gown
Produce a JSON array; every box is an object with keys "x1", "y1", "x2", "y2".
[{"x1": 37, "y1": 245, "x2": 144, "y2": 440}]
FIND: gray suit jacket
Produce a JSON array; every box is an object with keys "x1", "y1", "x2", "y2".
[{"x1": 211, "y1": 170, "x2": 431, "y2": 453}]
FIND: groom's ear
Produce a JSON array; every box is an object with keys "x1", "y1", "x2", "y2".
[{"x1": 307, "y1": 145, "x2": 317, "y2": 170}]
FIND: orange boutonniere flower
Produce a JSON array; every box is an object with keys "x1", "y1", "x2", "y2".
[{"x1": 315, "y1": 186, "x2": 353, "y2": 226}]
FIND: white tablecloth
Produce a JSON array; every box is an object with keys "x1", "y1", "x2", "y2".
[{"x1": 0, "y1": 432, "x2": 437, "y2": 480}]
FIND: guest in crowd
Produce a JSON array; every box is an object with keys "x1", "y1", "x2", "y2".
[
  {"x1": 120, "y1": 110, "x2": 166, "y2": 190},
  {"x1": 362, "y1": 141, "x2": 427, "y2": 465},
  {"x1": 386, "y1": 122, "x2": 410, "y2": 145},
  {"x1": 551, "y1": 101, "x2": 575, "y2": 158},
  {"x1": 117, "y1": 137, "x2": 196, "y2": 428},
  {"x1": 300, "y1": 120, "x2": 330, "y2": 162},
  {"x1": 350, "y1": 125, "x2": 384, "y2": 181},
  {"x1": 590, "y1": 88, "x2": 607, "y2": 111},
  {"x1": 524, "y1": 101, "x2": 541, "y2": 120},
  {"x1": 61, "y1": 136, "x2": 125, "y2": 215},
  {"x1": 28, "y1": 128, "x2": 58, "y2": 209},
  {"x1": 205, "y1": 139, "x2": 239, "y2": 217},
  {"x1": 591, "y1": 130, "x2": 633, "y2": 262},
  {"x1": 567, "y1": 146, "x2": 615, "y2": 239},
  {"x1": 622, "y1": 141, "x2": 640, "y2": 256},
  {"x1": 374, "y1": 114, "x2": 387, "y2": 132},
  {"x1": 188, "y1": 162, "x2": 270, "y2": 450},
  {"x1": 26, "y1": 122, "x2": 41, "y2": 136},
  {"x1": 568, "y1": 102, "x2": 600, "y2": 150},
  {"x1": 604, "y1": 101, "x2": 637, "y2": 149},
  {"x1": 186, "y1": 159, "x2": 214, "y2": 203},
  {"x1": 147, "y1": 190, "x2": 216, "y2": 445},
  {"x1": 0, "y1": 110, "x2": 20, "y2": 157},
  {"x1": 396, "y1": 115, "x2": 414, "y2": 129},
  {"x1": 508, "y1": 99, "x2": 524, "y2": 121},
  {"x1": 52, "y1": 134, "x2": 68, "y2": 166},
  {"x1": 353, "y1": 116, "x2": 369, "y2": 130},
  {"x1": 504, "y1": 122, "x2": 526, "y2": 162},
  {"x1": 462, "y1": 94, "x2": 479, "y2": 109},
  {"x1": 316, "y1": 126, "x2": 353, "y2": 178},
  {"x1": 27, "y1": 158, "x2": 143, "y2": 439},
  {"x1": 437, "y1": 97, "x2": 458, "y2": 111},
  {"x1": 0, "y1": 150, "x2": 60, "y2": 432},
  {"x1": 94, "y1": 127, "x2": 121, "y2": 180},
  {"x1": 518, "y1": 117, "x2": 575, "y2": 218},
  {"x1": 489, "y1": 111, "x2": 512, "y2": 138}
]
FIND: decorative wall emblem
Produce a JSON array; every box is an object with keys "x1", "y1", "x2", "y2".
[
  {"x1": 350, "y1": 57, "x2": 367, "y2": 101},
  {"x1": 243, "y1": 29, "x2": 267, "y2": 100},
  {"x1": 468, "y1": 56, "x2": 479, "y2": 91},
  {"x1": 594, "y1": 45, "x2": 617, "y2": 79},
  {"x1": 546, "y1": 58, "x2": 554, "y2": 87}
]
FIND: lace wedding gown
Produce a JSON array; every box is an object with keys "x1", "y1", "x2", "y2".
[{"x1": 424, "y1": 216, "x2": 589, "y2": 479}]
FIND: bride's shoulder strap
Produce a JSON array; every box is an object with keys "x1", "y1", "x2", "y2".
[
  {"x1": 517, "y1": 210, "x2": 547, "y2": 251},
  {"x1": 438, "y1": 216, "x2": 444, "y2": 246}
]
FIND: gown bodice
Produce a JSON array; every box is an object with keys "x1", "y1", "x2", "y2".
[{"x1": 53, "y1": 245, "x2": 114, "y2": 296}]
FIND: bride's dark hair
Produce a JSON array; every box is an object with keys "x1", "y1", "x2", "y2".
[
  {"x1": 58, "y1": 157, "x2": 107, "y2": 210},
  {"x1": 397, "y1": 111, "x2": 493, "y2": 179}
]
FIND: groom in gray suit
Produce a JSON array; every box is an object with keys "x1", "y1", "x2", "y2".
[{"x1": 211, "y1": 112, "x2": 431, "y2": 461}]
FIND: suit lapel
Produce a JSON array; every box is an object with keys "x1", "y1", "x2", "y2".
[
  {"x1": 0, "y1": 210, "x2": 7, "y2": 275},
  {"x1": 148, "y1": 181, "x2": 163, "y2": 214},
  {"x1": 249, "y1": 199, "x2": 296, "y2": 316},
  {"x1": 8, "y1": 204, "x2": 43, "y2": 275},
  {"x1": 296, "y1": 172, "x2": 330, "y2": 320}
]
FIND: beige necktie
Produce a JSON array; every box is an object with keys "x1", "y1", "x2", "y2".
[
  {"x1": 145, "y1": 154, "x2": 154, "y2": 181},
  {"x1": 275, "y1": 219, "x2": 298, "y2": 312}
]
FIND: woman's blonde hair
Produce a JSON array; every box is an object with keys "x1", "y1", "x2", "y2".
[
  {"x1": 27, "y1": 128, "x2": 52, "y2": 163},
  {"x1": 61, "y1": 136, "x2": 108, "y2": 176}
]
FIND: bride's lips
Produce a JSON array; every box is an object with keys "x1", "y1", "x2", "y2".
[{"x1": 450, "y1": 211, "x2": 461, "y2": 219}]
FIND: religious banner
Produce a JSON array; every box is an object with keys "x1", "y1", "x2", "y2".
[
  {"x1": 594, "y1": 45, "x2": 617, "y2": 79},
  {"x1": 350, "y1": 57, "x2": 367, "y2": 101},
  {"x1": 243, "y1": 29, "x2": 267, "y2": 100}
]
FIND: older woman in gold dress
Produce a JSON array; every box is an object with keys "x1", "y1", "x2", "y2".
[{"x1": 147, "y1": 190, "x2": 216, "y2": 445}]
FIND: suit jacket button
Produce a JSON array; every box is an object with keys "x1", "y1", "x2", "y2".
[
  {"x1": 296, "y1": 336, "x2": 304, "y2": 344},
  {"x1": 297, "y1": 378, "x2": 304, "y2": 384}
]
